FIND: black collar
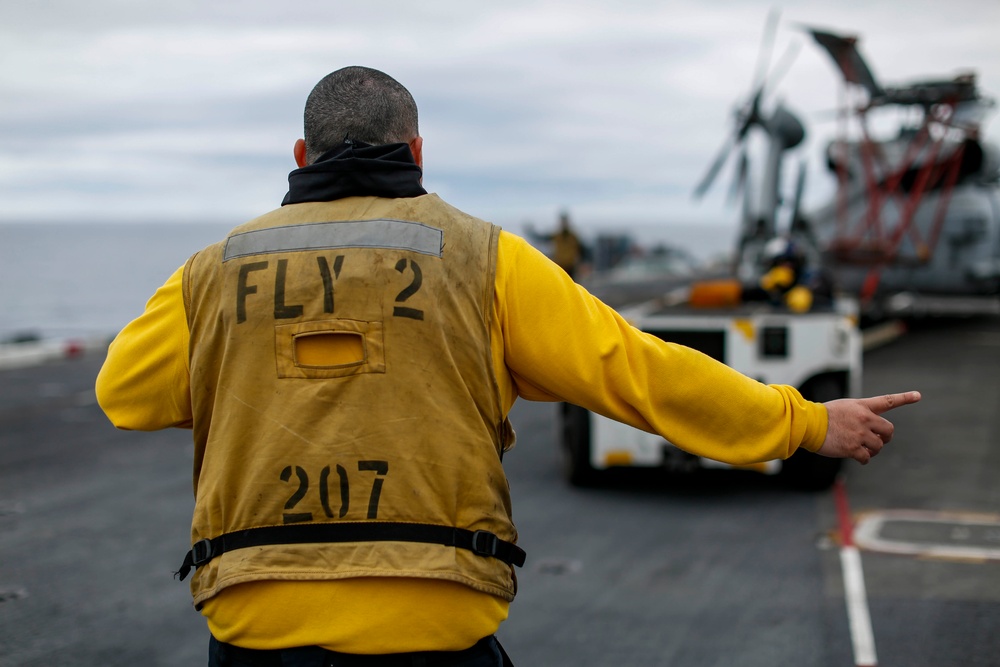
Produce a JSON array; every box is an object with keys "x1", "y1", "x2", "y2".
[{"x1": 281, "y1": 140, "x2": 427, "y2": 206}]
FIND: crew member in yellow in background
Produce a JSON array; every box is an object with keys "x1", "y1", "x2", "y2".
[
  {"x1": 525, "y1": 209, "x2": 585, "y2": 279},
  {"x1": 95, "y1": 66, "x2": 921, "y2": 667}
]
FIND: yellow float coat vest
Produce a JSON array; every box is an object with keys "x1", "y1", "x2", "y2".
[{"x1": 181, "y1": 195, "x2": 518, "y2": 608}]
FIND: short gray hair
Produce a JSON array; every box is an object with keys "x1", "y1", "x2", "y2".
[{"x1": 303, "y1": 66, "x2": 419, "y2": 164}]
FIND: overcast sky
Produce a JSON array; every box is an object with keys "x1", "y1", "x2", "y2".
[{"x1": 2, "y1": 0, "x2": 999, "y2": 238}]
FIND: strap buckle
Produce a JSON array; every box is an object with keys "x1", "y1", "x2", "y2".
[
  {"x1": 471, "y1": 530, "x2": 499, "y2": 557},
  {"x1": 190, "y1": 538, "x2": 214, "y2": 567}
]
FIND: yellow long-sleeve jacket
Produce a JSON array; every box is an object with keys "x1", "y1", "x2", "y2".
[
  {"x1": 95, "y1": 142, "x2": 826, "y2": 655},
  {"x1": 96, "y1": 229, "x2": 826, "y2": 652}
]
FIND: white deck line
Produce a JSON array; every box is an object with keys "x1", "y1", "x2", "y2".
[
  {"x1": 833, "y1": 478, "x2": 878, "y2": 666},
  {"x1": 840, "y1": 545, "x2": 878, "y2": 666}
]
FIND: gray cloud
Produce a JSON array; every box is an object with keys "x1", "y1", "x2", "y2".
[{"x1": 2, "y1": 0, "x2": 999, "y2": 234}]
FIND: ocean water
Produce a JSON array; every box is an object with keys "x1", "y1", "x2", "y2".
[
  {"x1": 0, "y1": 220, "x2": 735, "y2": 343},
  {"x1": 0, "y1": 222, "x2": 234, "y2": 342}
]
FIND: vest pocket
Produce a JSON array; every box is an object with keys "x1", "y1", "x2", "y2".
[
  {"x1": 296, "y1": 331, "x2": 364, "y2": 366},
  {"x1": 275, "y1": 319, "x2": 385, "y2": 378}
]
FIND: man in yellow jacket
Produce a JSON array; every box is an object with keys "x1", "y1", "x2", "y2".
[{"x1": 95, "y1": 66, "x2": 920, "y2": 667}]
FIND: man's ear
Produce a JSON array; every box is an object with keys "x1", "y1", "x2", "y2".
[
  {"x1": 294, "y1": 139, "x2": 308, "y2": 168},
  {"x1": 408, "y1": 136, "x2": 423, "y2": 169}
]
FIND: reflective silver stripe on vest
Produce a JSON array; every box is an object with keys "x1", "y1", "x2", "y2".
[{"x1": 223, "y1": 220, "x2": 444, "y2": 262}]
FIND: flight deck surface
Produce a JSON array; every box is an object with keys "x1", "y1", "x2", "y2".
[{"x1": 1, "y1": 316, "x2": 997, "y2": 666}]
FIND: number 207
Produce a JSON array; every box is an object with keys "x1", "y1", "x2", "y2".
[{"x1": 280, "y1": 460, "x2": 388, "y2": 524}]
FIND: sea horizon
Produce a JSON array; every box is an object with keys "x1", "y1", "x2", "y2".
[{"x1": 0, "y1": 219, "x2": 736, "y2": 343}]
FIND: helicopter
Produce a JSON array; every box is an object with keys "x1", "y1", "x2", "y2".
[{"x1": 693, "y1": 14, "x2": 1000, "y2": 318}]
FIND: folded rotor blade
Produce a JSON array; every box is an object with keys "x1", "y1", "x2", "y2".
[
  {"x1": 727, "y1": 147, "x2": 748, "y2": 205},
  {"x1": 761, "y1": 40, "x2": 802, "y2": 100},
  {"x1": 693, "y1": 134, "x2": 735, "y2": 199},
  {"x1": 751, "y1": 8, "x2": 781, "y2": 95}
]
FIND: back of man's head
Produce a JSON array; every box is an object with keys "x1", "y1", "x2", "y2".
[{"x1": 303, "y1": 66, "x2": 419, "y2": 164}]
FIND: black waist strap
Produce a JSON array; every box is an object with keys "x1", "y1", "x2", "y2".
[{"x1": 175, "y1": 521, "x2": 526, "y2": 581}]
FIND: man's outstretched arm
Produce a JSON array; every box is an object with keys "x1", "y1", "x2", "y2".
[{"x1": 818, "y1": 391, "x2": 922, "y2": 464}]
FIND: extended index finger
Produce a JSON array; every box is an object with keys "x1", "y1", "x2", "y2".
[{"x1": 862, "y1": 391, "x2": 922, "y2": 415}]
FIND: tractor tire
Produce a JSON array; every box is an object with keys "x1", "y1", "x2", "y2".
[
  {"x1": 779, "y1": 377, "x2": 844, "y2": 491},
  {"x1": 560, "y1": 403, "x2": 601, "y2": 487}
]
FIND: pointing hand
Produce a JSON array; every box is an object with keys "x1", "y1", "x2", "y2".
[{"x1": 818, "y1": 391, "x2": 922, "y2": 464}]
